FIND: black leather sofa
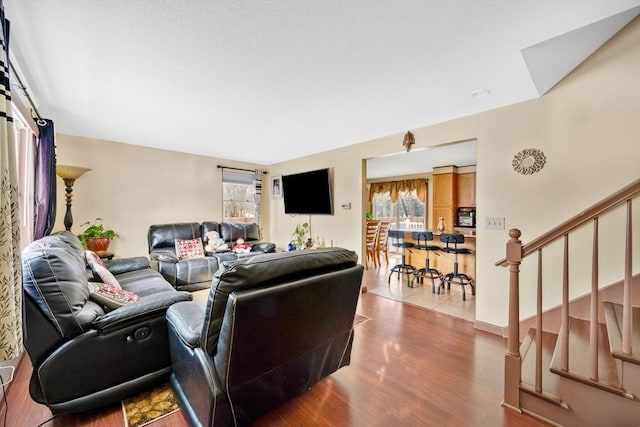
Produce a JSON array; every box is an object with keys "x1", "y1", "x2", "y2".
[
  {"x1": 166, "y1": 248, "x2": 364, "y2": 426},
  {"x1": 147, "y1": 221, "x2": 275, "y2": 291},
  {"x1": 21, "y1": 231, "x2": 192, "y2": 414}
]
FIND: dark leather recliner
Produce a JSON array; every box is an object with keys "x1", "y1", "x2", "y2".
[
  {"x1": 21, "y1": 232, "x2": 192, "y2": 414},
  {"x1": 167, "y1": 248, "x2": 364, "y2": 426},
  {"x1": 148, "y1": 222, "x2": 276, "y2": 291},
  {"x1": 147, "y1": 222, "x2": 221, "y2": 291}
]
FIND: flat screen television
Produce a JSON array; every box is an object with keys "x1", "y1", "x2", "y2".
[{"x1": 282, "y1": 168, "x2": 333, "y2": 215}]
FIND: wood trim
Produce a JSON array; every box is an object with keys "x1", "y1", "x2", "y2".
[{"x1": 474, "y1": 319, "x2": 506, "y2": 336}]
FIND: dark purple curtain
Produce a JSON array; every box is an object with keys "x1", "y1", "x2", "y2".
[{"x1": 33, "y1": 119, "x2": 56, "y2": 239}]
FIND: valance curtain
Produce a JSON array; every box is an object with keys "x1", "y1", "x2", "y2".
[
  {"x1": 368, "y1": 178, "x2": 427, "y2": 203},
  {"x1": 33, "y1": 118, "x2": 56, "y2": 239},
  {"x1": 0, "y1": 1, "x2": 23, "y2": 361}
]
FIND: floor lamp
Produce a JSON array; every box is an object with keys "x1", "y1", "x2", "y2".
[{"x1": 56, "y1": 165, "x2": 91, "y2": 231}]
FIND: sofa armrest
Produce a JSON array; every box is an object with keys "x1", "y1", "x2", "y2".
[
  {"x1": 251, "y1": 242, "x2": 276, "y2": 253},
  {"x1": 94, "y1": 291, "x2": 192, "y2": 333},
  {"x1": 166, "y1": 301, "x2": 207, "y2": 348},
  {"x1": 150, "y1": 250, "x2": 179, "y2": 263},
  {"x1": 106, "y1": 257, "x2": 150, "y2": 275}
]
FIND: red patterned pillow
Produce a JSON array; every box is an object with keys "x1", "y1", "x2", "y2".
[
  {"x1": 175, "y1": 238, "x2": 205, "y2": 261},
  {"x1": 88, "y1": 282, "x2": 139, "y2": 308}
]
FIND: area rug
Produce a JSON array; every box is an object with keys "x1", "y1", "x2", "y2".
[
  {"x1": 122, "y1": 383, "x2": 180, "y2": 427},
  {"x1": 354, "y1": 313, "x2": 370, "y2": 326}
]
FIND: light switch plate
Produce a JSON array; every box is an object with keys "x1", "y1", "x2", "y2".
[{"x1": 486, "y1": 217, "x2": 505, "y2": 230}]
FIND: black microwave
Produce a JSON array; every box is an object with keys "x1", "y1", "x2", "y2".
[{"x1": 457, "y1": 208, "x2": 476, "y2": 227}]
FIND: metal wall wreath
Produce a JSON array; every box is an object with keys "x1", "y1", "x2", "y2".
[{"x1": 512, "y1": 148, "x2": 546, "y2": 175}]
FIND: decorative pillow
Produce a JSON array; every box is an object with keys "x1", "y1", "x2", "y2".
[
  {"x1": 85, "y1": 250, "x2": 106, "y2": 268},
  {"x1": 88, "y1": 282, "x2": 139, "y2": 308},
  {"x1": 175, "y1": 238, "x2": 205, "y2": 261},
  {"x1": 91, "y1": 261, "x2": 122, "y2": 289}
]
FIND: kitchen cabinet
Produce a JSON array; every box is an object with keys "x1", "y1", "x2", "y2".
[
  {"x1": 432, "y1": 170, "x2": 458, "y2": 231},
  {"x1": 457, "y1": 172, "x2": 476, "y2": 207}
]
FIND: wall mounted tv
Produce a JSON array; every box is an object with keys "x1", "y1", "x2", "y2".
[{"x1": 282, "y1": 168, "x2": 333, "y2": 215}]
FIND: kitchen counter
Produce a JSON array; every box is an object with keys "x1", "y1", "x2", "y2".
[{"x1": 395, "y1": 229, "x2": 476, "y2": 282}]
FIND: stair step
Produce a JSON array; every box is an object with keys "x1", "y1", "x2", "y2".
[
  {"x1": 519, "y1": 328, "x2": 564, "y2": 405},
  {"x1": 603, "y1": 301, "x2": 640, "y2": 365},
  {"x1": 549, "y1": 316, "x2": 633, "y2": 398}
]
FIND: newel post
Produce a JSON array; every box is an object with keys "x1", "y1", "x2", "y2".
[{"x1": 503, "y1": 228, "x2": 523, "y2": 412}]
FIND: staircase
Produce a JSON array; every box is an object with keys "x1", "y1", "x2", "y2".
[{"x1": 498, "y1": 178, "x2": 640, "y2": 427}]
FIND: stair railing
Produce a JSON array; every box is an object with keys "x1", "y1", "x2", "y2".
[{"x1": 497, "y1": 178, "x2": 640, "y2": 410}]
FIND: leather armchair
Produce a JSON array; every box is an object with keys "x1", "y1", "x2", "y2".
[
  {"x1": 208, "y1": 221, "x2": 275, "y2": 253},
  {"x1": 218, "y1": 222, "x2": 261, "y2": 246},
  {"x1": 148, "y1": 222, "x2": 276, "y2": 291},
  {"x1": 22, "y1": 232, "x2": 192, "y2": 414},
  {"x1": 166, "y1": 248, "x2": 364, "y2": 426},
  {"x1": 148, "y1": 222, "x2": 221, "y2": 291}
]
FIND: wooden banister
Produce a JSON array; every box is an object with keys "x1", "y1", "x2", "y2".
[
  {"x1": 623, "y1": 200, "x2": 632, "y2": 354},
  {"x1": 502, "y1": 229, "x2": 522, "y2": 411},
  {"x1": 502, "y1": 177, "x2": 639, "y2": 415},
  {"x1": 496, "y1": 178, "x2": 640, "y2": 267}
]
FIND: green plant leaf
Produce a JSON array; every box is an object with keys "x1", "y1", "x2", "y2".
[{"x1": 77, "y1": 218, "x2": 119, "y2": 242}]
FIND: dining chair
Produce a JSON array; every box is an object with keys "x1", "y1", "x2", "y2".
[
  {"x1": 365, "y1": 220, "x2": 381, "y2": 269},
  {"x1": 375, "y1": 220, "x2": 391, "y2": 267}
]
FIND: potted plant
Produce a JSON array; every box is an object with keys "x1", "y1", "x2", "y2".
[
  {"x1": 290, "y1": 222, "x2": 310, "y2": 250},
  {"x1": 77, "y1": 218, "x2": 119, "y2": 254}
]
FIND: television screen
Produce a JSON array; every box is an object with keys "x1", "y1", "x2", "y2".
[{"x1": 282, "y1": 168, "x2": 333, "y2": 215}]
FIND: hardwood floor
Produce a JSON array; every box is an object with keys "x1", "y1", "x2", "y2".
[{"x1": 2, "y1": 272, "x2": 548, "y2": 426}]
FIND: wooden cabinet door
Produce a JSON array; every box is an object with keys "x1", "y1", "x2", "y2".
[
  {"x1": 432, "y1": 172, "x2": 458, "y2": 231},
  {"x1": 433, "y1": 173, "x2": 457, "y2": 206},
  {"x1": 457, "y1": 172, "x2": 476, "y2": 207}
]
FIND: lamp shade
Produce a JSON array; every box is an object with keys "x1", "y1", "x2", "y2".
[{"x1": 56, "y1": 165, "x2": 91, "y2": 180}]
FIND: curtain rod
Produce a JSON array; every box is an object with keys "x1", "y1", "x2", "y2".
[
  {"x1": 9, "y1": 58, "x2": 46, "y2": 125},
  {"x1": 217, "y1": 165, "x2": 267, "y2": 174}
]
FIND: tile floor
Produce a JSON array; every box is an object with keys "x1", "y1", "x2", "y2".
[
  {"x1": 363, "y1": 252, "x2": 475, "y2": 322},
  {"x1": 193, "y1": 251, "x2": 476, "y2": 322}
]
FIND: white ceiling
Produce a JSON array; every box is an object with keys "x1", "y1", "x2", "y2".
[{"x1": 4, "y1": 1, "x2": 639, "y2": 166}]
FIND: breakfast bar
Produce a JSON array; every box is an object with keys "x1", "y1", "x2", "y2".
[{"x1": 400, "y1": 229, "x2": 476, "y2": 283}]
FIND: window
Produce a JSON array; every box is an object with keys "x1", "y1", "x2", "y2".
[
  {"x1": 397, "y1": 189, "x2": 425, "y2": 225},
  {"x1": 372, "y1": 190, "x2": 425, "y2": 229},
  {"x1": 222, "y1": 169, "x2": 257, "y2": 223},
  {"x1": 369, "y1": 179, "x2": 427, "y2": 229},
  {"x1": 12, "y1": 104, "x2": 37, "y2": 248}
]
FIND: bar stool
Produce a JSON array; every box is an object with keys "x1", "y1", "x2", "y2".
[
  {"x1": 387, "y1": 230, "x2": 416, "y2": 284},
  {"x1": 438, "y1": 233, "x2": 475, "y2": 301},
  {"x1": 410, "y1": 231, "x2": 441, "y2": 291}
]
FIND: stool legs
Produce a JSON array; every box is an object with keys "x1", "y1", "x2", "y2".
[
  {"x1": 411, "y1": 252, "x2": 441, "y2": 291},
  {"x1": 438, "y1": 259, "x2": 475, "y2": 301},
  {"x1": 388, "y1": 249, "x2": 415, "y2": 284}
]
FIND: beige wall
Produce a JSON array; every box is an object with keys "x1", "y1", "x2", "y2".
[
  {"x1": 54, "y1": 18, "x2": 640, "y2": 329},
  {"x1": 266, "y1": 17, "x2": 640, "y2": 327},
  {"x1": 54, "y1": 136, "x2": 266, "y2": 258}
]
